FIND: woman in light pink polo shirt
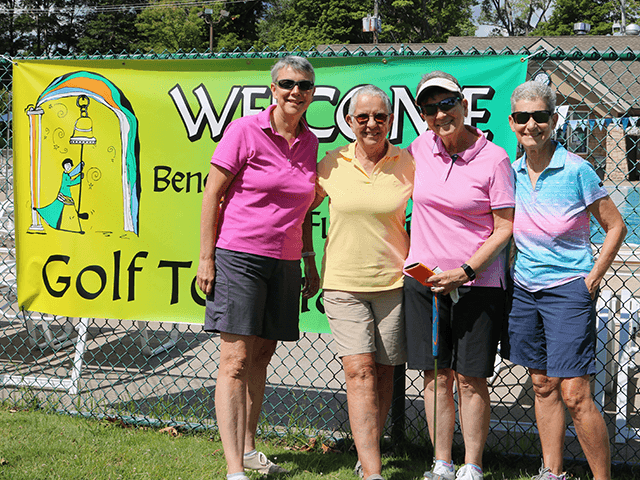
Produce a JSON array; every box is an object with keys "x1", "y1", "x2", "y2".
[
  {"x1": 404, "y1": 71, "x2": 515, "y2": 480},
  {"x1": 196, "y1": 56, "x2": 320, "y2": 480}
]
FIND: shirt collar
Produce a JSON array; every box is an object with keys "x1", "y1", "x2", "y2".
[
  {"x1": 515, "y1": 141, "x2": 565, "y2": 173},
  {"x1": 432, "y1": 126, "x2": 487, "y2": 164},
  {"x1": 258, "y1": 104, "x2": 312, "y2": 135},
  {"x1": 340, "y1": 140, "x2": 400, "y2": 162}
]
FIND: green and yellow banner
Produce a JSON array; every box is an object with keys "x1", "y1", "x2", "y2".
[{"x1": 13, "y1": 56, "x2": 527, "y2": 331}]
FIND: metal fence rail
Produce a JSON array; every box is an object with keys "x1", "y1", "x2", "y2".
[{"x1": 1, "y1": 46, "x2": 639, "y2": 465}]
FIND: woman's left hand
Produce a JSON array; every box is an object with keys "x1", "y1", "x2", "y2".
[
  {"x1": 302, "y1": 260, "x2": 320, "y2": 299},
  {"x1": 584, "y1": 275, "x2": 599, "y2": 300},
  {"x1": 429, "y1": 268, "x2": 468, "y2": 296}
]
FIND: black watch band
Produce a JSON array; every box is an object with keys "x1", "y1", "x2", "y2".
[{"x1": 461, "y1": 263, "x2": 476, "y2": 281}]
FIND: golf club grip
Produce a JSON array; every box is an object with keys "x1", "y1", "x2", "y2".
[{"x1": 432, "y1": 293, "x2": 439, "y2": 358}]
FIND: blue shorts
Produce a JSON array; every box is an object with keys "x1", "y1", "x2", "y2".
[
  {"x1": 204, "y1": 248, "x2": 302, "y2": 341},
  {"x1": 505, "y1": 278, "x2": 597, "y2": 377}
]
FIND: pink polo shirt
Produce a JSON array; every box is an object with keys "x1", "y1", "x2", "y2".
[
  {"x1": 212, "y1": 105, "x2": 319, "y2": 260},
  {"x1": 405, "y1": 128, "x2": 515, "y2": 288}
]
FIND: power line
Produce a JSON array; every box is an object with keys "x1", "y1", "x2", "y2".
[{"x1": 0, "y1": 0, "x2": 252, "y2": 16}]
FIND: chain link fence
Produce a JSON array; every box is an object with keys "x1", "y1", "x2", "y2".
[{"x1": 0, "y1": 46, "x2": 639, "y2": 465}]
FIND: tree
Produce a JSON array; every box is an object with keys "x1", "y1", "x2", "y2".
[
  {"x1": 19, "y1": 0, "x2": 88, "y2": 55},
  {"x1": 379, "y1": 0, "x2": 476, "y2": 42},
  {"x1": 479, "y1": 0, "x2": 555, "y2": 36},
  {"x1": 533, "y1": 0, "x2": 640, "y2": 35},
  {"x1": 78, "y1": 0, "x2": 145, "y2": 54},
  {"x1": 259, "y1": 0, "x2": 371, "y2": 49},
  {"x1": 135, "y1": 0, "x2": 206, "y2": 52}
]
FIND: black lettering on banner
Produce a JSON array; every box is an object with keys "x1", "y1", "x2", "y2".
[
  {"x1": 76, "y1": 265, "x2": 107, "y2": 300},
  {"x1": 462, "y1": 86, "x2": 495, "y2": 141},
  {"x1": 43, "y1": 254, "x2": 71, "y2": 298},
  {"x1": 191, "y1": 276, "x2": 206, "y2": 307},
  {"x1": 127, "y1": 251, "x2": 149, "y2": 301},
  {"x1": 154, "y1": 166, "x2": 206, "y2": 193},
  {"x1": 390, "y1": 85, "x2": 425, "y2": 144},
  {"x1": 168, "y1": 84, "x2": 242, "y2": 142},
  {"x1": 158, "y1": 260, "x2": 192, "y2": 304},
  {"x1": 113, "y1": 250, "x2": 121, "y2": 301},
  {"x1": 307, "y1": 86, "x2": 341, "y2": 143}
]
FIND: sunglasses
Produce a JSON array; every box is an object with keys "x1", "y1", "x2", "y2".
[
  {"x1": 353, "y1": 113, "x2": 389, "y2": 125},
  {"x1": 511, "y1": 110, "x2": 552, "y2": 125},
  {"x1": 276, "y1": 79, "x2": 314, "y2": 91},
  {"x1": 420, "y1": 96, "x2": 460, "y2": 116}
]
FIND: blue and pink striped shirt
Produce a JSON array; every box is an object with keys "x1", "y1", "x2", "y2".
[{"x1": 512, "y1": 142, "x2": 607, "y2": 292}]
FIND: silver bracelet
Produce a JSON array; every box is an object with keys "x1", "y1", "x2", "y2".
[{"x1": 301, "y1": 251, "x2": 316, "y2": 258}]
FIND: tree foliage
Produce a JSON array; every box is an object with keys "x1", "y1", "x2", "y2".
[
  {"x1": 379, "y1": 0, "x2": 476, "y2": 43},
  {"x1": 259, "y1": 0, "x2": 371, "y2": 50},
  {"x1": 78, "y1": 0, "x2": 144, "y2": 54},
  {"x1": 533, "y1": 0, "x2": 640, "y2": 35},
  {"x1": 479, "y1": 0, "x2": 555, "y2": 36}
]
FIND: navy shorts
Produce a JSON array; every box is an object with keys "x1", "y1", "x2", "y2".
[
  {"x1": 204, "y1": 248, "x2": 302, "y2": 341},
  {"x1": 404, "y1": 276, "x2": 506, "y2": 378},
  {"x1": 505, "y1": 278, "x2": 597, "y2": 377}
]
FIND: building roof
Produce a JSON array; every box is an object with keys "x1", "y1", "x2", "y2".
[{"x1": 320, "y1": 35, "x2": 640, "y2": 116}]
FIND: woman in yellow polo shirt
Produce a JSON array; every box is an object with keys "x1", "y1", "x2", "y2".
[{"x1": 310, "y1": 85, "x2": 414, "y2": 480}]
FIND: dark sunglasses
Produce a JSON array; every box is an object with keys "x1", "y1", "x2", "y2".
[
  {"x1": 276, "y1": 79, "x2": 314, "y2": 91},
  {"x1": 353, "y1": 113, "x2": 389, "y2": 125},
  {"x1": 420, "y1": 96, "x2": 460, "y2": 116},
  {"x1": 511, "y1": 110, "x2": 552, "y2": 125}
]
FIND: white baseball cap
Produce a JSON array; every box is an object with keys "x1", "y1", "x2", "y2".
[{"x1": 416, "y1": 77, "x2": 462, "y2": 104}]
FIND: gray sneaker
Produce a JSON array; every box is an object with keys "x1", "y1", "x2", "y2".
[
  {"x1": 355, "y1": 460, "x2": 364, "y2": 479},
  {"x1": 425, "y1": 461, "x2": 455, "y2": 480},
  {"x1": 532, "y1": 465, "x2": 566, "y2": 480},
  {"x1": 243, "y1": 451, "x2": 288, "y2": 474}
]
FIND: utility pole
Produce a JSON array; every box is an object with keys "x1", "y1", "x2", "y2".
[{"x1": 373, "y1": 0, "x2": 379, "y2": 44}]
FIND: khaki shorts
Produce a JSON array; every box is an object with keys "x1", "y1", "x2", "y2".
[{"x1": 323, "y1": 288, "x2": 406, "y2": 365}]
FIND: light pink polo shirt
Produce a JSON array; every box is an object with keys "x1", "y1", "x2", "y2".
[
  {"x1": 405, "y1": 127, "x2": 515, "y2": 288},
  {"x1": 212, "y1": 104, "x2": 318, "y2": 260}
]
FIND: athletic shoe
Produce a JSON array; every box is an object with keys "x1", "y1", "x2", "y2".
[
  {"x1": 355, "y1": 459, "x2": 364, "y2": 479},
  {"x1": 364, "y1": 475, "x2": 385, "y2": 480},
  {"x1": 532, "y1": 465, "x2": 566, "y2": 480},
  {"x1": 455, "y1": 464, "x2": 483, "y2": 480},
  {"x1": 243, "y1": 451, "x2": 288, "y2": 474},
  {"x1": 425, "y1": 460, "x2": 455, "y2": 480}
]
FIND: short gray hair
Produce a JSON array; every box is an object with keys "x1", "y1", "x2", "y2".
[
  {"x1": 348, "y1": 85, "x2": 392, "y2": 115},
  {"x1": 271, "y1": 56, "x2": 315, "y2": 83},
  {"x1": 511, "y1": 81, "x2": 556, "y2": 112}
]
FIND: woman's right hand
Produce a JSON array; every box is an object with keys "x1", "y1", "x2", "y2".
[{"x1": 196, "y1": 258, "x2": 215, "y2": 296}]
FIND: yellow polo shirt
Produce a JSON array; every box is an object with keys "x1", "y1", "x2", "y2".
[{"x1": 316, "y1": 142, "x2": 414, "y2": 291}]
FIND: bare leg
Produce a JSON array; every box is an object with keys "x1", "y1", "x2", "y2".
[
  {"x1": 455, "y1": 373, "x2": 490, "y2": 469},
  {"x1": 376, "y1": 363, "x2": 395, "y2": 437},
  {"x1": 244, "y1": 337, "x2": 278, "y2": 453},
  {"x1": 216, "y1": 333, "x2": 256, "y2": 474},
  {"x1": 424, "y1": 368, "x2": 456, "y2": 464},
  {"x1": 561, "y1": 375, "x2": 611, "y2": 480},
  {"x1": 530, "y1": 369, "x2": 565, "y2": 475},
  {"x1": 344, "y1": 353, "x2": 383, "y2": 478}
]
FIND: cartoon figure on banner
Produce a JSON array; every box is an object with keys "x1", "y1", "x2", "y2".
[
  {"x1": 25, "y1": 71, "x2": 141, "y2": 237},
  {"x1": 35, "y1": 95, "x2": 96, "y2": 234},
  {"x1": 36, "y1": 158, "x2": 85, "y2": 233}
]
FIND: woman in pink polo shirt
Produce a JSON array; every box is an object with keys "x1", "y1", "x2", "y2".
[
  {"x1": 196, "y1": 56, "x2": 320, "y2": 480},
  {"x1": 404, "y1": 71, "x2": 515, "y2": 480},
  {"x1": 311, "y1": 85, "x2": 414, "y2": 480}
]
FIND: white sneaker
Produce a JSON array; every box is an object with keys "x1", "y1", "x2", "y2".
[
  {"x1": 425, "y1": 460, "x2": 455, "y2": 480},
  {"x1": 243, "y1": 451, "x2": 288, "y2": 474},
  {"x1": 455, "y1": 464, "x2": 483, "y2": 480}
]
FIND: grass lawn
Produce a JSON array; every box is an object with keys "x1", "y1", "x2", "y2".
[{"x1": 0, "y1": 406, "x2": 638, "y2": 479}]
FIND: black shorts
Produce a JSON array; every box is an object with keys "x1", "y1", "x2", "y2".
[
  {"x1": 404, "y1": 276, "x2": 506, "y2": 377},
  {"x1": 204, "y1": 248, "x2": 302, "y2": 341}
]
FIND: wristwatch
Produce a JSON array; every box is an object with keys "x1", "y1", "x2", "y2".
[{"x1": 461, "y1": 263, "x2": 476, "y2": 281}]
